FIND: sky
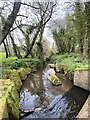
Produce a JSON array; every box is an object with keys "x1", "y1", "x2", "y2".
[
  {"x1": 0, "y1": 0, "x2": 74, "y2": 46},
  {"x1": 0, "y1": 0, "x2": 84, "y2": 47}
]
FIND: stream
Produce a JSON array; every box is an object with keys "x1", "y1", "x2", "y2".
[{"x1": 20, "y1": 65, "x2": 89, "y2": 119}]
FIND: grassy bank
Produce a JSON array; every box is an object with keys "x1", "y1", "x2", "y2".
[
  {"x1": 51, "y1": 53, "x2": 89, "y2": 75},
  {"x1": 0, "y1": 52, "x2": 41, "y2": 119},
  {"x1": 0, "y1": 52, "x2": 40, "y2": 78}
]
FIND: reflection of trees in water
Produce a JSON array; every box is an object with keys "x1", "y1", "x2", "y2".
[
  {"x1": 28, "y1": 72, "x2": 49, "y2": 106},
  {"x1": 27, "y1": 73, "x2": 43, "y2": 92},
  {"x1": 20, "y1": 67, "x2": 89, "y2": 119}
]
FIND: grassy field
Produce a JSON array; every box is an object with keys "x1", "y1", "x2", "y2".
[
  {"x1": 51, "y1": 53, "x2": 89, "y2": 74},
  {"x1": 0, "y1": 52, "x2": 40, "y2": 78},
  {"x1": 0, "y1": 52, "x2": 17, "y2": 62},
  {"x1": 0, "y1": 52, "x2": 40, "y2": 70}
]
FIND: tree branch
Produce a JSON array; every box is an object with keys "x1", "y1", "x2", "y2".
[{"x1": 0, "y1": 0, "x2": 21, "y2": 45}]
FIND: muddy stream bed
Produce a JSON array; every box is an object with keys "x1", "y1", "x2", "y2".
[{"x1": 20, "y1": 65, "x2": 89, "y2": 119}]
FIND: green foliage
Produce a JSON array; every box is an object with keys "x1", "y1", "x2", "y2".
[
  {"x1": 0, "y1": 52, "x2": 40, "y2": 69},
  {"x1": 4, "y1": 79, "x2": 20, "y2": 119},
  {"x1": 3, "y1": 58, "x2": 40, "y2": 70},
  {"x1": 52, "y1": 2, "x2": 89, "y2": 57},
  {"x1": 51, "y1": 53, "x2": 89, "y2": 74},
  {"x1": 52, "y1": 14, "x2": 77, "y2": 53},
  {"x1": 9, "y1": 60, "x2": 26, "y2": 69}
]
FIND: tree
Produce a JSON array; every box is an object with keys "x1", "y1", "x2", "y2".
[
  {"x1": 37, "y1": 25, "x2": 45, "y2": 67},
  {"x1": 0, "y1": 0, "x2": 21, "y2": 45},
  {"x1": 14, "y1": 1, "x2": 57, "y2": 58},
  {"x1": 3, "y1": 40, "x2": 9, "y2": 58},
  {"x1": 74, "y1": 2, "x2": 85, "y2": 53},
  {"x1": 84, "y1": 2, "x2": 90, "y2": 57},
  {"x1": 52, "y1": 13, "x2": 76, "y2": 53},
  {"x1": 9, "y1": 33, "x2": 22, "y2": 58}
]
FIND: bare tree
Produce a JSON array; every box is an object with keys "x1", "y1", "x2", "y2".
[
  {"x1": 20, "y1": 1, "x2": 57, "y2": 58},
  {"x1": 0, "y1": 0, "x2": 21, "y2": 45}
]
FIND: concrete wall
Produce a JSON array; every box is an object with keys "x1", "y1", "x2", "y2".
[
  {"x1": 74, "y1": 68, "x2": 90, "y2": 92},
  {"x1": 77, "y1": 95, "x2": 90, "y2": 119},
  {"x1": 74, "y1": 68, "x2": 90, "y2": 119}
]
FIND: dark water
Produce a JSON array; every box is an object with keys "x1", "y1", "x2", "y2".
[{"x1": 20, "y1": 65, "x2": 89, "y2": 119}]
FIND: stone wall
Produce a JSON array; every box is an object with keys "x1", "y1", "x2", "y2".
[
  {"x1": 0, "y1": 68, "x2": 31, "y2": 120},
  {"x1": 77, "y1": 95, "x2": 90, "y2": 119},
  {"x1": 74, "y1": 68, "x2": 90, "y2": 92}
]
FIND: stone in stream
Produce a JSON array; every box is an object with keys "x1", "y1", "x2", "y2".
[
  {"x1": 48, "y1": 73, "x2": 62, "y2": 85},
  {"x1": 49, "y1": 63, "x2": 65, "y2": 74},
  {"x1": 23, "y1": 110, "x2": 34, "y2": 113}
]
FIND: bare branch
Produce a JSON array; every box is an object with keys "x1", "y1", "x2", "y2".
[
  {"x1": 0, "y1": 1, "x2": 21, "y2": 45},
  {"x1": 21, "y1": 2, "x2": 40, "y2": 9},
  {"x1": 17, "y1": 14, "x2": 28, "y2": 18}
]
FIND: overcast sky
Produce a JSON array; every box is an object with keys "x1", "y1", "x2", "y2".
[{"x1": 0, "y1": 0, "x2": 86, "y2": 47}]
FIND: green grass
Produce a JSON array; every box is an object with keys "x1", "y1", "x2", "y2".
[
  {"x1": 0, "y1": 52, "x2": 17, "y2": 62},
  {"x1": 51, "y1": 53, "x2": 89, "y2": 74},
  {"x1": 0, "y1": 52, "x2": 40, "y2": 78},
  {"x1": 0, "y1": 52, "x2": 6, "y2": 58}
]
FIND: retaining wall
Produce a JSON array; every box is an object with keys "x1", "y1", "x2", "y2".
[
  {"x1": 74, "y1": 68, "x2": 90, "y2": 91},
  {"x1": 0, "y1": 68, "x2": 31, "y2": 120}
]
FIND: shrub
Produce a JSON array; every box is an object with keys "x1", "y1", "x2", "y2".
[
  {"x1": 2, "y1": 58, "x2": 40, "y2": 70},
  {"x1": 51, "y1": 53, "x2": 89, "y2": 74}
]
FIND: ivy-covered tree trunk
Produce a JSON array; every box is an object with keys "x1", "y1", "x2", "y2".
[
  {"x1": 24, "y1": 26, "x2": 41, "y2": 58},
  {"x1": 86, "y1": 2, "x2": 90, "y2": 57},
  {"x1": 83, "y1": 2, "x2": 90, "y2": 57},
  {"x1": 75, "y1": 2, "x2": 85, "y2": 54},
  {"x1": 37, "y1": 26, "x2": 45, "y2": 67},
  {"x1": 83, "y1": 28, "x2": 88, "y2": 57},
  {"x1": 10, "y1": 33, "x2": 22, "y2": 58}
]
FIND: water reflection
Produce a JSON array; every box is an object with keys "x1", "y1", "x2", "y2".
[
  {"x1": 20, "y1": 65, "x2": 73, "y2": 111},
  {"x1": 20, "y1": 65, "x2": 89, "y2": 119}
]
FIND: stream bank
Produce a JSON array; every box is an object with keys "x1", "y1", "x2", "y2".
[
  {"x1": 0, "y1": 67, "x2": 32, "y2": 119},
  {"x1": 0, "y1": 56, "x2": 40, "y2": 120}
]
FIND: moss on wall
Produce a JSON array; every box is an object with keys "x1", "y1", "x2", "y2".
[
  {"x1": 18, "y1": 68, "x2": 31, "y2": 80},
  {"x1": 4, "y1": 79, "x2": 20, "y2": 119},
  {"x1": 0, "y1": 67, "x2": 31, "y2": 119},
  {"x1": 4, "y1": 70, "x2": 22, "y2": 91},
  {"x1": 75, "y1": 67, "x2": 90, "y2": 71}
]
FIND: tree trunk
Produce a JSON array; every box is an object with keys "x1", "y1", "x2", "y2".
[
  {"x1": 10, "y1": 33, "x2": 22, "y2": 58},
  {"x1": 80, "y1": 37, "x2": 83, "y2": 53},
  {"x1": 3, "y1": 41, "x2": 9, "y2": 58},
  {"x1": 24, "y1": 26, "x2": 41, "y2": 58},
  {"x1": 0, "y1": 1, "x2": 21, "y2": 45},
  {"x1": 6, "y1": 38, "x2": 11, "y2": 57},
  {"x1": 37, "y1": 26, "x2": 45, "y2": 67},
  {"x1": 83, "y1": 28, "x2": 88, "y2": 57},
  {"x1": 86, "y1": 2, "x2": 90, "y2": 57},
  {"x1": 84, "y1": 2, "x2": 90, "y2": 57}
]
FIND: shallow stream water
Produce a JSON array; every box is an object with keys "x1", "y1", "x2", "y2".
[{"x1": 20, "y1": 65, "x2": 89, "y2": 119}]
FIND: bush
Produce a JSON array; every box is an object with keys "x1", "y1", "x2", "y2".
[
  {"x1": 0, "y1": 53, "x2": 40, "y2": 70},
  {"x1": 51, "y1": 53, "x2": 89, "y2": 74},
  {"x1": 7, "y1": 58, "x2": 40, "y2": 69}
]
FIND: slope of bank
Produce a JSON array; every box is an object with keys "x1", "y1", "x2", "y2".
[
  {"x1": 0, "y1": 53, "x2": 41, "y2": 119},
  {"x1": 51, "y1": 53, "x2": 89, "y2": 75}
]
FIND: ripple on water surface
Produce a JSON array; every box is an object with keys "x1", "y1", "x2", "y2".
[{"x1": 20, "y1": 65, "x2": 89, "y2": 119}]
